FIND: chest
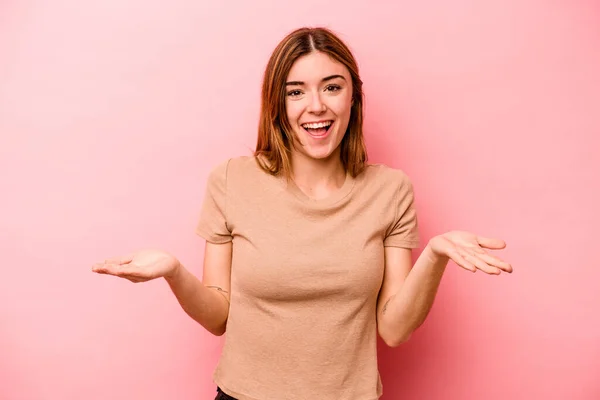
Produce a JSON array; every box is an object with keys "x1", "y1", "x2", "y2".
[{"x1": 228, "y1": 194, "x2": 391, "y2": 302}]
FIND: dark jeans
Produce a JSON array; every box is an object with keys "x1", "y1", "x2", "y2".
[{"x1": 215, "y1": 386, "x2": 238, "y2": 400}]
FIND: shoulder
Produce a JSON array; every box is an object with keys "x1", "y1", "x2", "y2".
[
  {"x1": 361, "y1": 163, "x2": 415, "y2": 193},
  {"x1": 205, "y1": 155, "x2": 270, "y2": 193},
  {"x1": 207, "y1": 155, "x2": 260, "y2": 179}
]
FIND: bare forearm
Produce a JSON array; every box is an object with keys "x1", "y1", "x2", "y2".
[
  {"x1": 379, "y1": 244, "x2": 449, "y2": 346},
  {"x1": 164, "y1": 263, "x2": 229, "y2": 336}
]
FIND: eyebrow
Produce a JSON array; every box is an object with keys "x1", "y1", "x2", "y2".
[{"x1": 285, "y1": 74, "x2": 346, "y2": 86}]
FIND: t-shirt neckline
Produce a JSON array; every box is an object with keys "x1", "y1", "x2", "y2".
[{"x1": 284, "y1": 170, "x2": 356, "y2": 207}]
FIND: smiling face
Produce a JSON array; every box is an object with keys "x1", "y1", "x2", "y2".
[{"x1": 284, "y1": 51, "x2": 353, "y2": 162}]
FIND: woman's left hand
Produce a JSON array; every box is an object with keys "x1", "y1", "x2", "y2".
[{"x1": 428, "y1": 231, "x2": 513, "y2": 275}]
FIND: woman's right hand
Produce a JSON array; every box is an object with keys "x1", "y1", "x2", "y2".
[{"x1": 92, "y1": 249, "x2": 180, "y2": 283}]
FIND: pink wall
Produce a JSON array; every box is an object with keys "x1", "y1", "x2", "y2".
[{"x1": 1, "y1": 1, "x2": 598, "y2": 399}]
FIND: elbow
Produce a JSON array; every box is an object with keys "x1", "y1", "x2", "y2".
[
  {"x1": 385, "y1": 334, "x2": 412, "y2": 348},
  {"x1": 205, "y1": 320, "x2": 228, "y2": 337},
  {"x1": 380, "y1": 329, "x2": 412, "y2": 348},
  {"x1": 210, "y1": 326, "x2": 226, "y2": 336}
]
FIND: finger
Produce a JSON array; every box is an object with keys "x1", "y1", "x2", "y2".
[
  {"x1": 92, "y1": 266, "x2": 109, "y2": 274},
  {"x1": 93, "y1": 262, "x2": 137, "y2": 277},
  {"x1": 448, "y1": 249, "x2": 477, "y2": 273},
  {"x1": 92, "y1": 263, "x2": 108, "y2": 273},
  {"x1": 459, "y1": 249, "x2": 501, "y2": 275},
  {"x1": 476, "y1": 236, "x2": 506, "y2": 250},
  {"x1": 94, "y1": 267, "x2": 143, "y2": 282},
  {"x1": 475, "y1": 252, "x2": 513, "y2": 273}
]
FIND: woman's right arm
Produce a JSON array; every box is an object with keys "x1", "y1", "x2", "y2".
[
  {"x1": 92, "y1": 241, "x2": 233, "y2": 336},
  {"x1": 165, "y1": 241, "x2": 232, "y2": 336}
]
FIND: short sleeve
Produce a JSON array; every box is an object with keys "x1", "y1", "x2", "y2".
[
  {"x1": 383, "y1": 174, "x2": 420, "y2": 248},
  {"x1": 195, "y1": 159, "x2": 233, "y2": 244}
]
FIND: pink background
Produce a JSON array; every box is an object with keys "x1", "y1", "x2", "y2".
[{"x1": 1, "y1": 1, "x2": 599, "y2": 399}]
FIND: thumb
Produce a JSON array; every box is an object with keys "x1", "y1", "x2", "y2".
[{"x1": 476, "y1": 236, "x2": 506, "y2": 249}]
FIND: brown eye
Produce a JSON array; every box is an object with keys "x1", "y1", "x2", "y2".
[{"x1": 287, "y1": 90, "x2": 302, "y2": 97}]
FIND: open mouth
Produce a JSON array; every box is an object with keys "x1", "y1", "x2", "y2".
[{"x1": 301, "y1": 120, "x2": 333, "y2": 138}]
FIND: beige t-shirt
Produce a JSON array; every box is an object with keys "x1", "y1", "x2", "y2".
[{"x1": 196, "y1": 155, "x2": 419, "y2": 400}]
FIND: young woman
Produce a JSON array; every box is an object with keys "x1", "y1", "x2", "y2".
[{"x1": 93, "y1": 27, "x2": 513, "y2": 400}]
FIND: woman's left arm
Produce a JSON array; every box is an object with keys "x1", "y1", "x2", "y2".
[{"x1": 377, "y1": 231, "x2": 513, "y2": 347}]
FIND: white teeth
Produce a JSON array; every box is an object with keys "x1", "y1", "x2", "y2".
[{"x1": 302, "y1": 121, "x2": 332, "y2": 129}]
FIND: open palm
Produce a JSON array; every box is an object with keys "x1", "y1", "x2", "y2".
[
  {"x1": 92, "y1": 249, "x2": 179, "y2": 283},
  {"x1": 429, "y1": 230, "x2": 513, "y2": 275}
]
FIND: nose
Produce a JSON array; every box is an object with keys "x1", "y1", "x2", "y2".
[{"x1": 308, "y1": 92, "x2": 326, "y2": 113}]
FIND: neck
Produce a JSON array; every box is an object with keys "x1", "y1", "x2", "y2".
[{"x1": 290, "y1": 149, "x2": 346, "y2": 199}]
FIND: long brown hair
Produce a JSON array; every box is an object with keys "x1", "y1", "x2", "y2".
[{"x1": 254, "y1": 27, "x2": 367, "y2": 179}]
